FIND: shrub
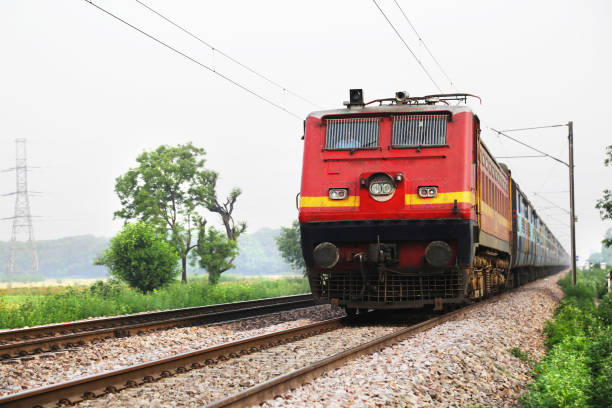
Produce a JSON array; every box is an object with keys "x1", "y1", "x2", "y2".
[
  {"x1": 591, "y1": 353, "x2": 612, "y2": 408},
  {"x1": 521, "y1": 336, "x2": 592, "y2": 408},
  {"x1": 597, "y1": 293, "x2": 612, "y2": 326},
  {"x1": 95, "y1": 222, "x2": 180, "y2": 293},
  {"x1": 544, "y1": 298, "x2": 599, "y2": 349},
  {"x1": 89, "y1": 279, "x2": 125, "y2": 298}
]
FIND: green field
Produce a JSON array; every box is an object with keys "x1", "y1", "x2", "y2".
[{"x1": 0, "y1": 276, "x2": 310, "y2": 329}]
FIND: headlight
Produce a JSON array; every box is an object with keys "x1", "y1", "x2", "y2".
[
  {"x1": 368, "y1": 173, "x2": 396, "y2": 202},
  {"x1": 329, "y1": 188, "x2": 348, "y2": 200},
  {"x1": 418, "y1": 186, "x2": 438, "y2": 198},
  {"x1": 369, "y1": 183, "x2": 382, "y2": 195}
]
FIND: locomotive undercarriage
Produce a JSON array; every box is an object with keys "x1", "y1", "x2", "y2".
[
  {"x1": 308, "y1": 267, "x2": 466, "y2": 310},
  {"x1": 302, "y1": 219, "x2": 562, "y2": 311},
  {"x1": 307, "y1": 254, "x2": 512, "y2": 310}
]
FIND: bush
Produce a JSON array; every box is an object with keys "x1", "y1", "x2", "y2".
[
  {"x1": 544, "y1": 298, "x2": 599, "y2": 349},
  {"x1": 521, "y1": 336, "x2": 592, "y2": 408},
  {"x1": 521, "y1": 269, "x2": 611, "y2": 408},
  {"x1": 89, "y1": 279, "x2": 125, "y2": 298},
  {"x1": 597, "y1": 293, "x2": 612, "y2": 326},
  {"x1": 591, "y1": 353, "x2": 612, "y2": 408},
  {"x1": 95, "y1": 222, "x2": 180, "y2": 293}
]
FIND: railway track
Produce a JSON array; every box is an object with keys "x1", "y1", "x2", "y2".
[
  {"x1": 0, "y1": 279, "x2": 553, "y2": 408},
  {"x1": 0, "y1": 294, "x2": 314, "y2": 360},
  {"x1": 0, "y1": 306, "x2": 476, "y2": 407}
]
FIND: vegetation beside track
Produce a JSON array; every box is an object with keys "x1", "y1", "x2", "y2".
[
  {"x1": 520, "y1": 268, "x2": 611, "y2": 408},
  {"x1": 0, "y1": 276, "x2": 309, "y2": 329}
]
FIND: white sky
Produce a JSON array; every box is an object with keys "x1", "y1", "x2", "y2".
[{"x1": 0, "y1": 0, "x2": 611, "y2": 262}]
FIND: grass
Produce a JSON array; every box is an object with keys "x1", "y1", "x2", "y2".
[
  {"x1": 0, "y1": 275, "x2": 309, "y2": 329},
  {"x1": 519, "y1": 268, "x2": 612, "y2": 408}
]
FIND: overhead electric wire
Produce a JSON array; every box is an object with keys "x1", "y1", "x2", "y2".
[
  {"x1": 371, "y1": 0, "x2": 442, "y2": 92},
  {"x1": 533, "y1": 192, "x2": 570, "y2": 215},
  {"x1": 133, "y1": 0, "x2": 321, "y2": 109},
  {"x1": 82, "y1": 0, "x2": 302, "y2": 120},
  {"x1": 391, "y1": 0, "x2": 456, "y2": 91},
  {"x1": 495, "y1": 155, "x2": 547, "y2": 159},
  {"x1": 500, "y1": 124, "x2": 567, "y2": 132},
  {"x1": 488, "y1": 128, "x2": 568, "y2": 167}
]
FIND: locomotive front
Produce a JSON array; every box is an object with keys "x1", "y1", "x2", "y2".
[{"x1": 299, "y1": 90, "x2": 480, "y2": 312}]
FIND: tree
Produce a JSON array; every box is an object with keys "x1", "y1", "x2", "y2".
[
  {"x1": 194, "y1": 226, "x2": 238, "y2": 284},
  {"x1": 275, "y1": 220, "x2": 305, "y2": 273},
  {"x1": 194, "y1": 180, "x2": 247, "y2": 284},
  {"x1": 596, "y1": 145, "x2": 612, "y2": 247},
  {"x1": 114, "y1": 143, "x2": 215, "y2": 283},
  {"x1": 95, "y1": 221, "x2": 179, "y2": 293}
]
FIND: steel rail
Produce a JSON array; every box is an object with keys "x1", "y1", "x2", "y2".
[
  {"x1": 0, "y1": 294, "x2": 314, "y2": 359},
  {"x1": 0, "y1": 318, "x2": 343, "y2": 408},
  {"x1": 205, "y1": 273, "x2": 566, "y2": 408}
]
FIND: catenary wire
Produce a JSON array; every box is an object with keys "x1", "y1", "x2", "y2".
[
  {"x1": 392, "y1": 0, "x2": 456, "y2": 91},
  {"x1": 82, "y1": 0, "x2": 302, "y2": 120},
  {"x1": 500, "y1": 124, "x2": 567, "y2": 132},
  {"x1": 488, "y1": 127, "x2": 568, "y2": 166},
  {"x1": 371, "y1": 0, "x2": 442, "y2": 92},
  {"x1": 133, "y1": 0, "x2": 321, "y2": 109}
]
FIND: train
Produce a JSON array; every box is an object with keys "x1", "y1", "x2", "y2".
[{"x1": 298, "y1": 90, "x2": 568, "y2": 314}]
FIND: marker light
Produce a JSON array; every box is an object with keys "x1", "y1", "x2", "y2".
[
  {"x1": 329, "y1": 188, "x2": 349, "y2": 200},
  {"x1": 418, "y1": 186, "x2": 438, "y2": 198}
]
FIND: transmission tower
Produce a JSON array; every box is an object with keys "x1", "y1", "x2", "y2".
[{"x1": 6, "y1": 138, "x2": 39, "y2": 277}]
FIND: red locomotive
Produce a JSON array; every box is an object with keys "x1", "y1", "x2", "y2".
[{"x1": 298, "y1": 90, "x2": 568, "y2": 313}]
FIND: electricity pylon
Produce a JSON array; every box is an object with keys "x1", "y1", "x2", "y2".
[{"x1": 5, "y1": 138, "x2": 39, "y2": 277}]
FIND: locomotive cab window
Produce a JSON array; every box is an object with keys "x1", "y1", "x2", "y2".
[
  {"x1": 324, "y1": 118, "x2": 379, "y2": 150},
  {"x1": 392, "y1": 114, "x2": 448, "y2": 147}
]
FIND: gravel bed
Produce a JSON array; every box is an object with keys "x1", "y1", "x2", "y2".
[
  {"x1": 78, "y1": 324, "x2": 402, "y2": 407},
  {"x1": 261, "y1": 275, "x2": 564, "y2": 408},
  {"x1": 0, "y1": 305, "x2": 343, "y2": 396}
]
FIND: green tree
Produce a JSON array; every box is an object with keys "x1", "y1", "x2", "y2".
[
  {"x1": 194, "y1": 226, "x2": 238, "y2": 284},
  {"x1": 596, "y1": 145, "x2": 612, "y2": 247},
  {"x1": 114, "y1": 143, "x2": 215, "y2": 283},
  {"x1": 275, "y1": 220, "x2": 305, "y2": 273},
  {"x1": 95, "y1": 221, "x2": 179, "y2": 292}
]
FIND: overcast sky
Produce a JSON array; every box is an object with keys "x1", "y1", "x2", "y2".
[{"x1": 1, "y1": 0, "x2": 610, "y2": 262}]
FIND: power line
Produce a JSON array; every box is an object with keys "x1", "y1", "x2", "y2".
[
  {"x1": 82, "y1": 0, "x2": 302, "y2": 120},
  {"x1": 501, "y1": 124, "x2": 567, "y2": 132},
  {"x1": 133, "y1": 0, "x2": 321, "y2": 109},
  {"x1": 533, "y1": 192, "x2": 570, "y2": 215},
  {"x1": 488, "y1": 127, "x2": 568, "y2": 166},
  {"x1": 371, "y1": 0, "x2": 442, "y2": 92},
  {"x1": 392, "y1": 0, "x2": 455, "y2": 91},
  {"x1": 495, "y1": 155, "x2": 547, "y2": 159}
]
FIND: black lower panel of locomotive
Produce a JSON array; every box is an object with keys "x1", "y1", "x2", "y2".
[
  {"x1": 309, "y1": 268, "x2": 465, "y2": 309},
  {"x1": 300, "y1": 218, "x2": 476, "y2": 267},
  {"x1": 301, "y1": 219, "x2": 475, "y2": 309}
]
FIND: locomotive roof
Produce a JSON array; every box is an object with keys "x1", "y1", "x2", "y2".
[{"x1": 308, "y1": 104, "x2": 473, "y2": 119}]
